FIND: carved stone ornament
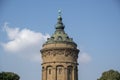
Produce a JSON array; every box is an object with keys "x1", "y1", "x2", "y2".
[{"x1": 41, "y1": 48, "x2": 79, "y2": 59}]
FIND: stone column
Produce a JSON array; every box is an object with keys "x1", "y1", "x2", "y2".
[
  {"x1": 52, "y1": 66, "x2": 56, "y2": 80},
  {"x1": 42, "y1": 67, "x2": 43, "y2": 80},
  {"x1": 76, "y1": 67, "x2": 78, "y2": 80},
  {"x1": 64, "y1": 66, "x2": 67, "y2": 80},
  {"x1": 42, "y1": 66, "x2": 47, "y2": 80},
  {"x1": 72, "y1": 67, "x2": 75, "y2": 80},
  {"x1": 45, "y1": 67, "x2": 47, "y2": 80}
]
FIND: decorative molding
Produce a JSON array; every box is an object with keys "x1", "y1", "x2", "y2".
[
  {"x1": 41, "y1": 48, "x2": 79, "y2": 58},
  {"x1": 41, "y1": 61, "x2": 78, "y2": 65}
]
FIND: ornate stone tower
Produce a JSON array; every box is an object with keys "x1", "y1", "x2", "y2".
[{"x1": 40, "y1": 11, "x2": 79, "y2": 80}]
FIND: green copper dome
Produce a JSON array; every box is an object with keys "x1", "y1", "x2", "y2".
[{"x1": 44, "y1": 11, "x2": 77, "y2": 46}]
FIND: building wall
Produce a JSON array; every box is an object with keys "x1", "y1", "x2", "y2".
[{"x1": 41, "y1": 43, "x2": 79, "y2": 80}]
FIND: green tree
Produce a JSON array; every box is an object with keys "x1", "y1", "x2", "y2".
[
  {"x1": 0, "y1": 72, "x2": 20, "y2": 80},
  {"x1": 98, "y1": 69, "x2": 120, "y2": 80}
]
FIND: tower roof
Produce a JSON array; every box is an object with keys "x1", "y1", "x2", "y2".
[
  {"x1": 55, "y1": 10, "x2": 65, "y2": 30},
  {"x1": 43, "y1": 11, "x2": 77, "y2": 46}
]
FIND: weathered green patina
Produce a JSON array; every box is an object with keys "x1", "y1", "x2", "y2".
[{"x1": 44, "y1": 11, "x2": 77, "y2": 46}]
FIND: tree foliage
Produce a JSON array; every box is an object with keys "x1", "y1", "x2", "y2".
[
  {"x1": 0, "y1": 72, "x2": 20, "y2": 80},
  {"x1": 98, "y1": 69, "x2": 120, "y2": 80}
]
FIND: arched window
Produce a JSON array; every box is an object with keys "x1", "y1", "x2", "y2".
[
  {"x1": 56, "y1": 65, "x2": 64, "y2": 80},
  {"x1": 46, "y1": 66, "x2": 52, "y2": 75},
  {"x1": 58, "y1": 36, "x2": 62, "y2": 41},
  {"x1": 49, "y1": 69, "x2": 51, "y2": 74},
  {"x1": 46, "y1": 66, "x2": 52, "y2": 80},
  {"x1": 58, "y1": 68, "x2": 62, "y2": 74},
  {"x1": 57, "y1": 66, "x2": 63, "y2": 74}
]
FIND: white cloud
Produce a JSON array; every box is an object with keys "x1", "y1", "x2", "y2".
[
  {"x1": 1, "y1": 22, "x2": 50, "y2": 62},
  {"x1": 1, "y1": 22, "x2": 92, "y2": 64},
  {"x1": 78, "y1": 52, "x2": 92, "y2": 64},
  {"x1": 3, "y1": 22, "x2": 19, "y2": 40}
]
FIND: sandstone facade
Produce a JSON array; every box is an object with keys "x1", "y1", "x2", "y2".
[{"x1": 40, "y1": 12, "x2": 79, "y2": 80}]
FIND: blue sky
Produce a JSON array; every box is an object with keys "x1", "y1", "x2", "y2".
[{"x1": 0, "y1": 0, "x2": 120, "y2": 80}]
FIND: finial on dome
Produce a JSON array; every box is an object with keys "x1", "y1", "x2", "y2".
[
  {"x1": 58, "y1": 10, "x2": 62, "y2": 16},
  {"x1": 55, "y1": 10, "x2": 64, "y2": 30},
  {"x1": 57, "y1": 9, "x2": 62, "y2": 19}
]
